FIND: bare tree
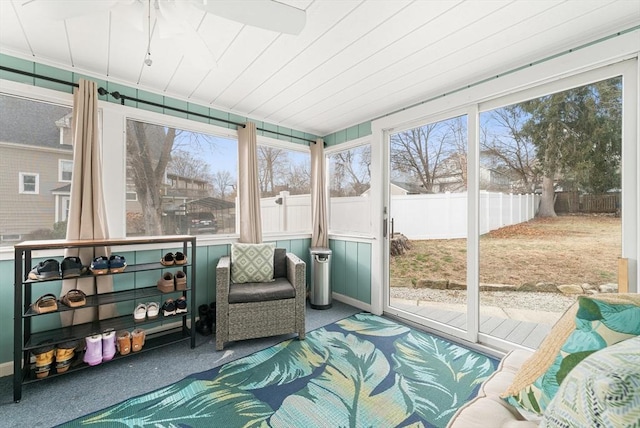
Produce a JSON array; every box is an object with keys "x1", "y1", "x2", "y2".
[
  {"x1": 330, "y1": 145, "x2": 370, "y2": 196},
  {"x1": 211, "y1": 170, "x2": 234, "y2": 199},
  {"x1": 258, "y1": 146, "x2": 288, "y2": 196},
  {"x1": 168, "y1": 149, "x2": 213, "y2": 182},
  {"x1": 126, "y1": 121, "x2": 175, "y2": 235},
  {"x1": 126, "y1": 121, "x2": 218, "y2": 234},
  {"x1": 481, "y1": 106, "x2": 539, "y2": 193},
  {"x1": 390, "y1": 119, "x2": 462, "y2": 193},
  {"x1": 286, "y1": 161, "x2": 310, "y2": 195}
]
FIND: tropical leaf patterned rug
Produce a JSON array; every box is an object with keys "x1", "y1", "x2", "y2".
[{"x1": 62, "y1": 313, "x2": 498, "y2": 428}]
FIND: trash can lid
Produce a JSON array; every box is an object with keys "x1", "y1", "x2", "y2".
[{"x1": 309, "y1": 247, "x2": 332, "y2": 255}]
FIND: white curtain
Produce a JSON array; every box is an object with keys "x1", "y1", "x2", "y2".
[
  {"x1": 311, "y1": 138, "x2": 328, "y2": 248},
  {"x1": 61, "y1": 79, "x2": 114, "y2": 325},
  {"x1": 238, "y1": 122, "x2": 262, "y2": 243}
]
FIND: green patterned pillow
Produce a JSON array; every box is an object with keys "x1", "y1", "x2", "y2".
[
  {"x1": 231, "y1": 243, "x2": 275, "y2": 284},
  {"x1": 541, "y1": 336, "x2": 640, "y2": 428},
  {"x1": 503, "y1": 294, "x2": 640, "y2": 416}
]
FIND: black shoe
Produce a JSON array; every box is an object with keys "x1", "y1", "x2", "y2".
[
  {"x1": 162, "y1": 299, "x2": 176, "y2": 316},
  {"x1": 61, "y1": 257, "x2": 85, "y2": 279},
  {"x1": 175, "y1": 296, "x2": 187, "y2": 314},
  {"x1": 28, "y1": 259, "x2": 61, "y2": 281},
  {"x1": 198, "y1": 304, "x2": 209, "y2": 318},
  {"x1": 196, "y1": 319, "x2": 212, "y2": 336},
  {"x1": 207, "y1": 302, "x2": 216, "y2": 331}
]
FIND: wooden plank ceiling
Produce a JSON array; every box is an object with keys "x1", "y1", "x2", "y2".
[{"x1": 1, "y1": 0, "x2": 638, "y2": 136}]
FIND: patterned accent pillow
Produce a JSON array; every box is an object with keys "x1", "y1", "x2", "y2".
[
  {"x1": 540, "y1": 336, "x2": 640, "y2": 428},
  {"x1": 231, "y1": 243, "x2": 275, "y2": 284},
  {"x1": 502, "y1": 294, "x2": 640, "y2": 416}
]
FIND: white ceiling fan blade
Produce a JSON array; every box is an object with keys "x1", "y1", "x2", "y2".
[
  {"x1": 22, "y1": 0, "x2": 121, "y2": 20},
  {"x1": 157, "y1": 1, "x2": 192, "y2": 38},
  {"x1": 191, "y1": 0, "x2": 306, "y2": 35}
]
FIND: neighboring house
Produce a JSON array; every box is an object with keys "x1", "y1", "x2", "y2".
[
  {"x1": 432, "y1": 153, "x2": 514, "y2": 193},
  {"x1": 360, "y1": 181, "x2": 429, "y2": 196},
  {"x1": 479, "y1": 166, "x2": 512, "y2": 192},
  {"x1": 0, "y1": 95, "x2": 73, "y2": 244},
  {"x1": 390, "y1": 181, "x2": 429, "y2": 195}
]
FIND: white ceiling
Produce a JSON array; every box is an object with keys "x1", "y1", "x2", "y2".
[{"x1": 1, "y1": 0, "x2": 639, "y2": 137}]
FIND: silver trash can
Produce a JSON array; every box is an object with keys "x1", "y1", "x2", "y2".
[{"x1": 309, "y1": 247, "x2": 332, "y2": 309}]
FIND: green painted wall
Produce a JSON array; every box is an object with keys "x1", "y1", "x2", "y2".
[
  {"x1": 329, "y1": 239, "x2": 371, "y2": 304},
  {"x1": 323, "y1": 122, "x2": 372, "y2": 147}
]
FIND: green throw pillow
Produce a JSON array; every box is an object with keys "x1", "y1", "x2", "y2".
[
  {"x1": 541, "y1": 336, "x2": 640, "y2": 428},
  {"x1": 231, "y1": 243, "x2": 275, "y2": 284},
  {"x1": 504, "y1": 295, "x2": 640, "y2": 416}
]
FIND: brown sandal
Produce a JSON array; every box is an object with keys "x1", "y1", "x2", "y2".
[
  {"x1": 60, "y1": 289, "x2": 87, "y2": 308},
  {"x1": 31, "y1": 294, "x2": 58, "y2": 314}
]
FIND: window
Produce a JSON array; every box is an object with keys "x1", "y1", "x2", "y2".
[
  {"x1": 125, "y1": 119, "x2": 238, "y2": 237},
  {"x1": 59, "y1": 159, "x2": 73, "y2": 182},
  {"x1": 19, "y1": 173, "x2": 39, "y2": 194},
  {"x1": 258, "y1": 144, "x2": 311, "y2": 234},
  {"x1": 0, "y1": 94, "x2": 73, "y2": 245},
  {"x1": 60, "y1": 196, "x2": 70, "y2": 222},
  {"x1": 327, "y1": 144, "x2": 371, "y2": 235}
]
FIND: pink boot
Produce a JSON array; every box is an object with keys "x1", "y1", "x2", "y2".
[
  {"x1": 83, "y1": 334, "x2": 103, "y2": 366},
  {"x1": 102, "y1": 330, "x2": 116, "y2": 362}
]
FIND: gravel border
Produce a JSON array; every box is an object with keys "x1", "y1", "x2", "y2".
[{"x1": 390, "y1": 287, "x2": 579, "y2": 313}]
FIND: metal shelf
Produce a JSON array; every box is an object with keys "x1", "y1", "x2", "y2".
[{"x1": 13, "y1": 235, "x2": 197, "y2": 403}]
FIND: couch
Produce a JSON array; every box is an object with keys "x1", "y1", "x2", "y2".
[
  {"x1": 216, "y1": 245, "x2": 306, "y2": 351},
  {"x1": 448, "y1": 294, "x2": 640, "y2": 428},
  {"x1": 448, "y1": 348, "x2": 538, "y2": 427},
  {"x1": 448, "y1": 336, "x2": 640, "y2": 427}
]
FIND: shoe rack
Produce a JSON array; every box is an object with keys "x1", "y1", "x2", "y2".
[{"x1": 12, "y1": 235, "x2": 196, "y2": 402}]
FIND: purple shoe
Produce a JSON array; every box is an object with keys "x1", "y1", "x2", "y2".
[
  {"x1": 102, "y1": 330, "x2": 116, "y2": 362},
  {"x1": 83, "y1": 334, "x2": 103, "y2": 366}
]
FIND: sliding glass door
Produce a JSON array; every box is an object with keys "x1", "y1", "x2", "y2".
[
  {"x1": 477, "y1": 76, "x2": 623, "y2": 349},
  {"x1": 383, "y1": 60, "x2": 636, "y2": 350},
  {"x1": 387, "y1": 114, "x2": 469, "y2": 337}
]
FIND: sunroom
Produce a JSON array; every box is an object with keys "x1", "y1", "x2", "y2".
[{"x1": 0, "y1": 0, "x2": 639, "y2": 424}]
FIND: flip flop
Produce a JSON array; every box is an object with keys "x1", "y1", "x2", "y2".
[
  {"x1": 31, "y1": 294, "x2": 58, "y2": 314},
  {"x1": 60, "y1": 289, "x2": 87, "y2": 308}
]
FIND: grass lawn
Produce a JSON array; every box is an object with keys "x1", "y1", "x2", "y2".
[{"x1": 390, "y1": 215, "x2": 621, "y2": 288}]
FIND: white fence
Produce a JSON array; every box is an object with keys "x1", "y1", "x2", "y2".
[
  {"x1": 390, "y1": 192, "x2": 539, "y2": 240},
  {"x1": 260, "y1": 191, "x2": 539, "y2": 240}
]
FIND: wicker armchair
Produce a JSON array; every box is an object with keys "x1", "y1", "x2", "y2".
[{"x1": 215, "y1": 248, "x2": 306, "y2": 351}]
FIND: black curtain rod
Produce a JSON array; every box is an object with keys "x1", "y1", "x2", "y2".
[
  {"x1": 0, "y1": 65, "x2": 79, "y2": 88},
  {"x1": 96, "y1": 87, "x2": 247, "y2": 130},
  {"x1": 1, "y1": 65, "x2": 316, "y2": 144}
]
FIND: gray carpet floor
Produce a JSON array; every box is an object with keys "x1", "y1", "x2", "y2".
[{"x1": 0, "y1": 301, "x2": 361, "y2": 428}]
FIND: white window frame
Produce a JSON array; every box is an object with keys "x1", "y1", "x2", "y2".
[
  {"x1": 19, "y1": 172, "x2": 39, "y2": 194},
  {"x1": 55, "y1": 195, "x2": 71, "y2": 223},
  {"x1": 59, "y1": 159, "x2": 73, "y2": 182}
]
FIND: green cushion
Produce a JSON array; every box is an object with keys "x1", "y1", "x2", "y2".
[
  {"x1": 231, "y1": 243, "x2": 275, "y2": 284},
  {"x1": 504, "y1": 295, "x2": 640, "y2": 416}
]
